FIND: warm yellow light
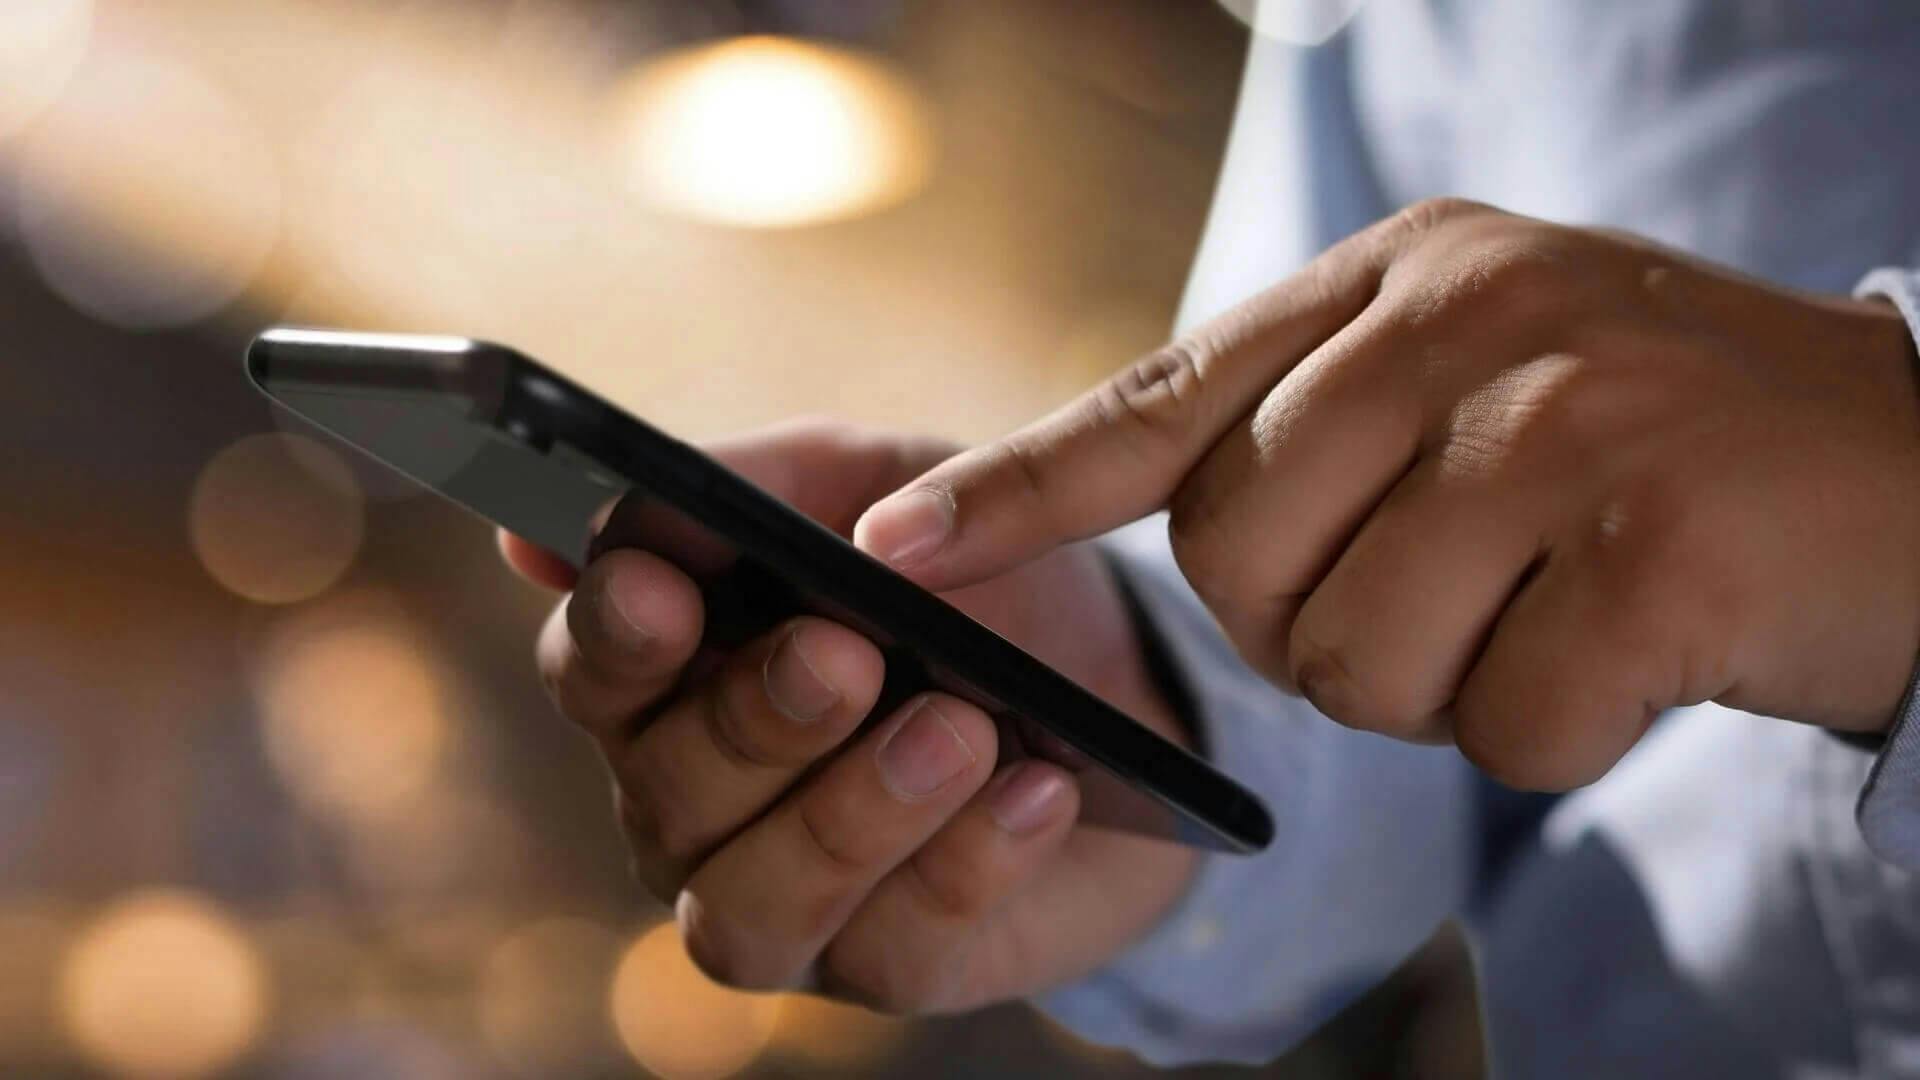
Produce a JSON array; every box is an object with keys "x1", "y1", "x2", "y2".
[
  {"x1": 607, "y1": 923, "x2": 780, "y2": 1080},
  {"x1": 479, "y1": 918, "x2": 620, "y2": 1076},
  {"x1": 618, "y1": 35, "x2": 934, "y2": 228},
  {"x1": 58, "y1": 890, "x2": 267, "y2": 1078},
  {"x1": 0, "y1": 0, "x2": 91, "y2": 139},
  {"x1": 189, "y1": 433, "x2": 364, "y2": 605},
  {"x1": 771, "y1": 993, "x2": 910, "y2": 1069},
  {"x1": 252, "y1": 597, "x2": 453, "y2": 826},
  {"x1": 18, "y1": 47, "x2": 280, "y2": 328}
]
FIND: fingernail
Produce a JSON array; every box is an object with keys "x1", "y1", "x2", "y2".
[
  {"x1": 600, "y1": 573, "x2": 655, "y2": 651},
  {"x1": 763, "y1": 627, "x2": 840, "y2": 722},
  {"x1": 877, "y1": 700, "x2": 974, "y2": 799},
  {"x1": 989, "y1": 763, "x2": 1069, "y2": 835},
  {"x1": 860, "y1": 488, "x2": 953, "y2": 569}
]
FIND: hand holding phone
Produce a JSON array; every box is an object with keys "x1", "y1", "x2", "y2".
[
  {"x1": 509, "y1": 419, "x2": 1203, "y2": 1007},
  {"x1": 246, "y1": 327, "x2": 1272, "y2": 1008}
]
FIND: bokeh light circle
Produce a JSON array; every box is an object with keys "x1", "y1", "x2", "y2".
[
  {"x1": 771, "y1": 994, "x2": 909, "y2": 1069},
  {"x1": 58, "y1": 890, "x2": 267, "y2": 1078},
  {"x1": 18, "y1": 48, "x2": 281, "y2": 328},
  {"x1": 190, "y1": 433, "x2": 364, "y2": 605},
  {"x1": 0, "y1": 0, "x2": 92, "y2": 140},
  {"x1": 617, "y1": 36, "x2": 934, "y2": 228},
  {"x1": 608, "y1": 923, "x2": 780, "y2": 1080},
  {"x1": 479, "y1": 918, "x2": 620, "y2": 1075},
  {"x1": 252, "y1": 598, "x2": 453, "y2": 826}
]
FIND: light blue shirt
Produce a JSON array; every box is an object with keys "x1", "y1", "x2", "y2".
[{"x1": 1038, "y1": 3, "x2": 1920, "y2": 1076}]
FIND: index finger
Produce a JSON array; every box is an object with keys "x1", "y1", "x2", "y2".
[
  {"x1": 850, "y1": 209, "x2": 1420, "y2": 592},
  {"x1": 500, "y1": 418, "x2": 961, "y2": 588}
]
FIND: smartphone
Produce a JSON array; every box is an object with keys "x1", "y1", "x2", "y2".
[{"x1": 245, "y1": 328, "x2": 1274, "y2": 854}]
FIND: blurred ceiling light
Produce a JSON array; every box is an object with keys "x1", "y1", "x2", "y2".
[
  {"x1": 190, "y1": 434, "x2": 365, "y2": 605},
  {"x1": 478, "y1": 917, "x2": 620, "y2": 1076},
  {"x1": 289, "y1": 60, "x2": 636, "y2": 366},
  {"x1": 617, "y1": 35, "x2": 934, "y2": 228},
  {"x1": 608, "y1": 922, "x2": 780, "y2": 1080},
  {"x1": 0, "y1": 0, "x2": 91, "y2": 139},
  {"x1": 771, "y1": 994, "x2": 909, "y2": 1069},
  {"x1": 252, "y1": 598, "x2": 453, "y2": 826},
  {"x1": 58, "y1": 890, "x2": 268, "y2": 1078},
  {"x1": 16, "y1": 46, "x2": 280, "y2": 328}
]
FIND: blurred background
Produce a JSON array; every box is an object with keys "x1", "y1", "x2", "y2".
[{"x1": 0, "y1": 1, "x2": 1482, "y2": 1076}]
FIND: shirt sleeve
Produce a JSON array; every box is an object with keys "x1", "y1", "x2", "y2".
[
  {"x1": 1031, "y1": 518, "x2": 1480, "y2": 1066},
  {"x1": 1850, "y1": 267, "x2": 1920, "y2": 869}
]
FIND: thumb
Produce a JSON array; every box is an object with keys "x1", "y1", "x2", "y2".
[{"x1": 853, "y1": 225, "x2": 1399, "y2": 591}]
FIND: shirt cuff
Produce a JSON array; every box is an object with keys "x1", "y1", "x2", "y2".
[{"x1": 1851, "y1": 266, "x2": 1920, "y2": 869}]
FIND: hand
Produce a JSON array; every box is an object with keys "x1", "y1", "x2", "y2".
[
  {"x1": 502, "y1": 420, "x2": 1196, "y2": 1012},
  {"x1": 855, "y1": 199, "x2": 1920, "y2": 791}
]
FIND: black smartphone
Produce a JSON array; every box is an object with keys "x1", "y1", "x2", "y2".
[{"x1": 245, "y1": 328, "x2": 1273, "y2": 854}]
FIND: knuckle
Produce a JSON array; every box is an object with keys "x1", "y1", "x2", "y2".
[
  {"x1": 905, "y1": 848, "x2": 992, "y2": 923},
  {"x1": 797, "y1": 795, "x2": 879, "y2": 877},
  {"x1": 1217, "y1": 626, "x2": 1289, "y2": 692},
  {"x1": 1452, "y1": 698, "x2": 1606, "y2": 793},
  {"x1": 1456, "y1": 247, "x2": 1567, "y2": 313},
  {"x1": 1091, "y1": 342, "x2": 1209, "y2": 444},
  {"x1": 1290, "y1": 638, "x2": 1420, "y2": 736},
  {"x1": 1166, "y1": 488, "x2": 1236, "y2": 602},
  {"x1": 819, "y1": 942, "x2": 949, "y2": 1017},
  {"x1": 646, "y1": 804, "x2": 707, "y2": 865},
  {"x1": 1584, "y1": 474, "x2": 1712, "y2": 597},
  {"x1": 709, "y1": 677, "x2": 788, "y2": 770},
  {"x1": 615, "y1": 745, "x2": 714, "y2": 864},
  {"x1": 973, "y1": 437, "x2": 1052, "y2": 509},
  {"x1": 1452, "y1": 716, "x2": 1537, "y2": 789},
  {"x1": 1441, "y1": 355, "x2": 1597, "y2": 480},
  {"x1": 1397, "y1": 195, "x2": 1488, "y2": 236},
  {"x1": 678, "y1": 905, "x2": 772, "y2": 990},
  {"x1": 623, "y1": 775, "x2": 704, "y2": 863}
]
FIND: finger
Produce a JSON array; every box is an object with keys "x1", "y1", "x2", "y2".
[
  {"x1": 1162, "y1": 300, "x2": 1427, "y2": 682},
  {"x1": 614, "y1": 616, "x2": 886, "y2": 901},
  {"x1": 675, "y1": 693, "x2": 998, "y2": 991},
  {"x1": 1451, "y1": 523, "x2": 1723, "y2": 790},
  {"x1": 499, "y1": 530, "x2": 579, "y2": 590},
  {"x1": 1286, "y1": 454, "x2": 1552, "y2": 741},
  {"x1": 816, "y1": 761, "x2": 1078, "y2": 1014},
  {"x1": 852, "y1": 208, "x2": 1433, "y2": 591},
  {"x1": 703, "y1": 419, "x2": 960, "y2": 536},
  {"x1": 536, "y1": 548, "x2": 704, "y2": 741}
]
